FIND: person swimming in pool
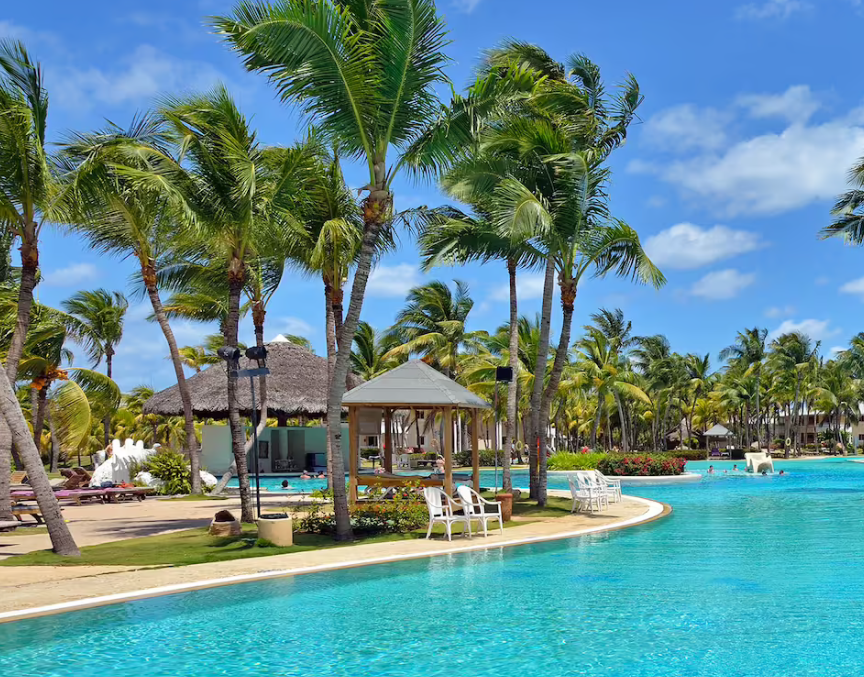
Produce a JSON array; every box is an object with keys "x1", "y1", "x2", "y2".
[
  {"x1": 779, "y1": 470, "x2": 785, "y2": 476},
  {"x1": 732, "y1": 464, "x2": 740, "y2": 472},
  {"x1": 300, "y1": 471, "x2": 311, "y2": 480},
  {"x1": 761, "y1": 470, "x2": 768, "y2": 476},
  {"x1": 317, "y1": 471, "x2": 326, "y2": 479},
  {"x1": 281, "y1": 480, "x2": 292, "y2": 489},
  {"x1": 707, "y1": 466, "x2": 715, "y2": 474}
]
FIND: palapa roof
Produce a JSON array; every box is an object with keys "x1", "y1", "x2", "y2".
[
  {"x1": 704, "y1": 424, "x2": 733, "y2": 437},
  {"x1": 144, "y1": 337, "x2": 361, "y2": 419},
  {"x1": 342, "y1": 359, "x2": 489, "y2": 409}
]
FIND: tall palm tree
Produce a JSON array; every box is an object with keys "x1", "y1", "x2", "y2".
[
  {"x1": 684, "y1": 353, "x2": 712, "y2": 443},
  {"x1": 60, "y1": 115, "x2": 206, "y2": 494},
  {"x1": 351, "y1": 321, "x2": 402, "y2": 381},
  {"x1": 0, "y1": 41, "x2": 66, "y2": 520},
  {"x1": 62, "y1": 289, "x2": 128, "y2": 445},
  {"x1": 385, "y1": 280, "x2": 487, "y2": 378},
  {"x1": 721, "y1": 328, "x2": 768, "y2": 451},
  {"x1": 216, "y1": 0, "x2": 450, "y2": 539},
  {"x1": 770, "y1": 332, "x2": 820, "y2": 456}
]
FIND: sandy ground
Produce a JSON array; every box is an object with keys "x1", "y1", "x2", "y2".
[{"x1": 0, "y1": 493, "x2": 663, "y2": 618}]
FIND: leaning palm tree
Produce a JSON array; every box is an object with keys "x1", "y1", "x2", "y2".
[
  {"x1": 61, "y1": 289, "x2": 128, "y2": 445},
  {"x1": 0, "y1": 41, "x2": 66, "y2": 520},
  {"x1": 59, "y1": 115, "x2": 206, "y2": 494},
  {"x1": 385, "y1": 280, "x2": 487, "y2": 379},
  {"x1": 216, "y1": 0, "x2": 450, "y2": 539}
]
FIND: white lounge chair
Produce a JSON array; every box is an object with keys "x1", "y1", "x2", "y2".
[
  {"x1": 456, "y1": 485, "x2": 504, "y2": 537},
  {"x1": 593, "y1": 470, "x2": 622, "y2": 503},
  {"x1": 567, "y1": 474, "x2": 592, "y2": 513},
  {"x1": 423, "y1": 487, "x2": 472, "y2": 541},
  {"x1": 574, "y1": 471, "x2": 608, "y2": 512}
]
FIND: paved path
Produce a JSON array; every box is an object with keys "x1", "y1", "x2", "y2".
[{"x1": 0, "y1": 494, "x2": 666, "y2": 620}]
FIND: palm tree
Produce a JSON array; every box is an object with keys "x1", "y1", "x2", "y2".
[
  {"x1": 684, "y1": 353, "x2": 712, "y2": 444},
  {"x1": 61, "y1": 289, "x2": 128, "y2": 445},
  {"x1": 0, "y1": 41, "x2": 66, "y2": 520},
  {"x1": 60, "y1": 115, "x2": 205, "y2": 494},
  {"x1": 386, "y1": 281, "x2": 487, "y2": 378},
  {"x1": 351, "y1": 321, "x2": 402, "y2": 381},
  {"x1": 178, "y1": 345, "x2": 207, "y2": 373},
  {"x1": 216, "y1": 0, "x2": 450, "y2": 539},
  {"x1": 770, "y1": 332, "x2": 820, "y2": 456},
  {"x1": 721, "y1": 328, "x2": 768, "y2": 451}
]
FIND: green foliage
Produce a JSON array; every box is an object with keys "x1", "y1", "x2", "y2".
[
  {"x1": 597, "y1": 455, "x2": 687, "y2": 477},
  {"x1": 547, "y1": 452, "x2": 607, "y2": 470},
  {"x1": 455, "y1": 449, "x2": 504, "y2": 466},
  {"x1": 141, "y1": 448, "x2": 192, "y2": 495},
  {"x1": 299, "y1": 492, "x2": 428, "y2": 537}
]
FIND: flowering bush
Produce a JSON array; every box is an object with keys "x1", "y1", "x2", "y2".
[
  {"x1": 298, "y1": 490, "x2": 428, "y2": 536},
  {"x1": 597, "y1": 455, "x2": 687, "y2": 476}
]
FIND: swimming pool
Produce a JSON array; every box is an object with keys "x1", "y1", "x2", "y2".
[
  {"x1": 226, "y1": 474, "x2": 329, "y2": 494},
  {"x1": 3, "y1": 458, "x2": 864, "y2": 676}
]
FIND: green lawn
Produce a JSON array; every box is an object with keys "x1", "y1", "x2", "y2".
[
  {"x1": 0, "y1": 526, "x2": 48, "y2": 537},
  {"x1": 0, "y1": 496, "x2": 552, "y2": 568}
]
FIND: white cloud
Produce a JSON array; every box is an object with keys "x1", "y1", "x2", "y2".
[
  {"x1": 453, "y1": 0, "x2": 484, "y2": 12},
  {"x1": 491, "y1": 272, "x2": 547, "y2": 301},
  {"x1": 644, "y1": 223, "x2": 765, "y2": 270},
  {"x1": 830, "y1": 345, "x2": 846, "y2": 355},
  {"x1": 736, "y1": 0, "x2": 810, "y2": 20},
  {"x1": 0, "y1": 20, "x2": 58, "y2": 47},
  {"x1": 840, "y1": 276, "x2": 864, "y2": 299},
  {"x1": 690, "y1": 269, "x2": 756, "y2": 300},
  {"x1": 765, "y1": 305, "x2": 796, "y2": 318},
  {"x1": 736, "y1": 85, "x2": 820, "y2": 124},
  {"x1": 769, "y1": 318, "x2": 840, "y2": 341},
  {"x1": 274, "y1": 317, "x2": 314, "y2": 338},
  {"x1": 42, "y1": 263, "x2": 98, "y2": 287},
  {"x1": 366, "y1": 263, "x2": 421, "y2": 298},
  {"x1": 642, "y1": 104, "x2": 730, "y2": 152},
  {"x1": 53, "y1": 45, "x2": 228, "y2": 109}
]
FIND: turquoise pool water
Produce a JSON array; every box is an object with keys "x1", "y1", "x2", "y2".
[
  {"x1": 226, "y1": 474, "x2": 329, "y2": 494},
  {"x1": 4, "y1": 459, "x2": 864, "y2": 676}
]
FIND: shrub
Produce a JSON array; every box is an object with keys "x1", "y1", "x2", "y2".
[
  {"x1": 299, "y1": 488, "x2": 428, "y2": 536},
  {"x1": 597, "y1": 455, "x2": 687, "y2": 477},
  {"x1": 661, "y1": 449, "x2": 706, "y2": 461},
  {"x1": 140, "y1": 448, "x2": 192, "y2": 495},
  {"x1": 455, "y1": 449, "x2": 505, "y2": 467},
  {"x1": 547, "y1": 452, "x2": 606, "y2": 470},
  {"x1": 360, "y1": 448, "x2": 380, "y2": 459}
]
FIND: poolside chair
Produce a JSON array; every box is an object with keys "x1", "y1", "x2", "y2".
[
  {"x1": 10, "y1": 471, "x2": 26, "y2": 484},
  {"x1": 574, "y1": 472, "x2": 608, "y2": 513},
  {"x1": 422, "y1": 487, "x2": 472, "y2": 541},
  {"x1": 456, "y1": 485, "x2": 503, "y2": 537},
  {"x1": 73, "y1": 467, "x2": 93, "y2": 486},
  {"x1": 593, "y1": 470, "x2": 622, "y2": 503}
]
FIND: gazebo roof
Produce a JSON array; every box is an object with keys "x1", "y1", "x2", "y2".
[
  {"x1": 342, "y1": 360, "x2": 489, "y2": 409},
  {"x1": 704, "y1": 423, "x2": 733, "y2": 437},
  {"x1": 144, "y1": 337, "x2": 361, "y2": 419}
]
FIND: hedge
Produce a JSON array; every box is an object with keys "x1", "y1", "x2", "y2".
[
  {"x1": 547, "y1": 452, "x2": 608, "y2": 470},
  {"x1": 597, "y1": 455, "x2": 687, "y2": 477}
]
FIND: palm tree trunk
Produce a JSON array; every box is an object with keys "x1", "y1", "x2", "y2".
[
  {"x1": 143, "y1": 265, "x2": 202, "y2": 495},
  {"x1": 225, "y1": 268, "x2": 253, "y2": 522},
  {"x1": 48, "y1": 407, "x2": 60, "y2": 473},
  {"x1": 614, "y1": 392, "x2": 628, "y2": 452},
  {"x1": 537, "y1": 280, "x2": 576, "y2": 506},
  {"x1": 527, "y1": 255, "x2": 555, "y2": 498},
  {"x1": 503, "y1": 262, "x2": 518, "y2": 493},
  {"x1": 0, "y1": 365, "x2": 79, "y2": 555},
  {"x1": 0, "y1": 237, "x2": 39, "y2": 520},
  {"x1": 103, "y1": 349, "x2": 114, "y2": 448},
  {"x1": 323, "y1": 282, "x2": 337, "y2": 489},
  {"x1": 754, "y1": 366, "x2": 762, "y2": 451},
  {"x1": 326, "y1": 181, "x2": 391, "y2": 541},
  {"x1": 32, "y1": 385, "x2": 48, "y2": 453},
  {"x1": 791, "y1": 374, "x2": 802, "y2": 455},
  {"x1": 591, "y1": 397, "x2": 603, "y2": 449}
]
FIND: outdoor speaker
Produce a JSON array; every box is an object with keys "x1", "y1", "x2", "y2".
[
  {"x1": 217, "y1": 346, "x2": 242, "y2": 362},
  {"x1": 496, "y1": 366, "x2": 513, "y2": 382},
  {"x1": 245, "y1": 346, "x2": 268, "y2": 361}
]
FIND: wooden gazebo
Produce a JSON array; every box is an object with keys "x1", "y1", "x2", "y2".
[{"x1": 341, "y1": 360, "x2": 490, "y2": 503}]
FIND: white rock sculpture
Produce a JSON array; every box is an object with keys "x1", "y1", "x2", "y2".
[{"x1": 92, "y1": 439, "x2": 215, "y2": 490}]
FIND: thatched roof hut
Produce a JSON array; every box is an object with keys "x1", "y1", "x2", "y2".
[{"x1": 143, "y1": 337, "x2": 360, "y2": 422}]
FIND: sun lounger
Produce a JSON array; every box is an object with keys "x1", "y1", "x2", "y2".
[
  {"x1": 102, "y1": 487, "x2": 154, "y2": 502},
  {"x1": 12, "y1": 505, "x2": 47, "y2": 524},
  {"x1": 0, "y1": 520, "x2": 19, "y2": 531},
  {"x1": 10, "y1": 471, "x2": 26, "y2": 484}
]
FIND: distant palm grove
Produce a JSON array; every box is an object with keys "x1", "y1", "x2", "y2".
[{"x1": 1, "y1": 0, "x2": 863, "y2": 554}]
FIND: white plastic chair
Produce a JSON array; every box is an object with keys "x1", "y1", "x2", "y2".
[
  {"x1": 423, "y1": 487, "x2": 472, "y2": 541},
  {"x1": 575, "y1": 471, "x2": 608, "y2": 512},
  {"x1": 593, "y1": 470, "x2": 622, "y2": 503},
  {"x1": 567, "y1": 474, "x2": 591, "y2": 513},
  {"x1": 456, "y1": 485, "x2": 504, "y2": 537}
]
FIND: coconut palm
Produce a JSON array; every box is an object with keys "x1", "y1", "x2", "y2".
[
  {"x1": 721, "y1": 328, "x2": 768, "y2": 451},
  {"x1": 770, "y1": 332, "x2": 820, "y2": 456},
  {"x1": 385, "y1": 280, "x2": 487, "y2": 379},
  {"x1": 178, "y1": 345, "x2": 208, "y2": 373},
  {"x1": 216, "y1": 0, "x2": 450, "y2": 539},
  {"x1": 59, "y1": 115, "x2": 205, "y2": 494},
  {"x1": 61, "y1": 289, "x2": 128, "y2": 445},
  {"x1": 351, "y1": 321, "x2": 402, "y2": 381}
]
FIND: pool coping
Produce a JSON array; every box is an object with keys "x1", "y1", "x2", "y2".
[
  {"x1": 547, "y1": 471, "x2": 702, "y2": 485},
  {"x1": 0, "y1": 494, "x2": 670, "y2": 625}
]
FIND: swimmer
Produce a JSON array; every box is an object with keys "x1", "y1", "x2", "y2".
[
  {"x1": 317, "y1": 472, "x2": 326, "y2": 479},
  {"x1": 707, "y1": 465, "x2": 715, "y2": 475},
  {"x1": 779, "y1": 470, "x2": 785, "y2": 476},
  {"x1": 732, "y1": 464, "x2": 739, "y2": 472},
  {"x1": 300, "y1": 472, "x2": 311, "y2": 480},
  {"x1": 281, "y1": 480, "x2": 292, "y2": 489},
  {"x1": 761, "y1": 470, "x2": 768, "y2": 476}
]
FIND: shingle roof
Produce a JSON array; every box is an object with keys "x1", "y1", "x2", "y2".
[{"x1": 342, "y1": 360, "x2": 489, "y2": 409}]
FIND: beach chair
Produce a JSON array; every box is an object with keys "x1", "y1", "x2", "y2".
[
  {"x1": 10, "y1": 471, "x2": 26, "y2": 484},
  {"x1": 456, "y1": 485, "x2": 503, "y2": 537},
  {"x1": 73, "y1": 467, "x2": 93, "y2": 487},
  {"x1": 574, "y1": 471, "x2": 608, "y2": 512},
  {"x1": 593, "y1": 470, "x2": 622, "y2": 503},
  {"x1": 422, "y1": 487, "x2": 471, "y2": 541}
]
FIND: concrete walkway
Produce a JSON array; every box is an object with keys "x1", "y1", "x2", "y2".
[{"x1": 0, "y1": 494, "x2": 667, "y2": 621}]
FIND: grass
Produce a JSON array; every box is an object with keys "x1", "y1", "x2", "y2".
[{"x1": 0, "y1": 526, "x2": 48, "y2": 537}]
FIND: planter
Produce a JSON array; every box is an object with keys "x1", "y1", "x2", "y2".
[
  {"x1": 496, "y1": 493, "x2": 513, "y2": 522},
  {"x1": 257, "y1": 514, "x2": 294, "y2": 547},
  {"x1": 209, "y1": 509, "x2": 241, "y2": 537}
]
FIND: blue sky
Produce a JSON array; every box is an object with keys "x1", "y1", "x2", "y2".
[{"x1": 3, "y1": 0, "x2": 864, "y2": 391}]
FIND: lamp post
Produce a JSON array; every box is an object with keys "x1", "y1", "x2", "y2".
[{"x1": 219, "y1": 345, "x2": 270, "y2": 518}]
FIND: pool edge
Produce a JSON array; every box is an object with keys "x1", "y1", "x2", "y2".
[{"x1": 0, "y1": 495, "x2": 670, "y2": 625}]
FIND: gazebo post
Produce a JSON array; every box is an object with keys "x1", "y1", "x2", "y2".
[
  {"x1": 384, "y1": 407, "x2": 393, "y2": 473},
  {"x1": 349, "y1": 406, "x2": 359, "y2": 505},
  {"x1": 444, "y1": 406, "x2": 454, "y2": 495},
  {"x1": 471, "y1": 410, "x2": 480, "y2": 492}
]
